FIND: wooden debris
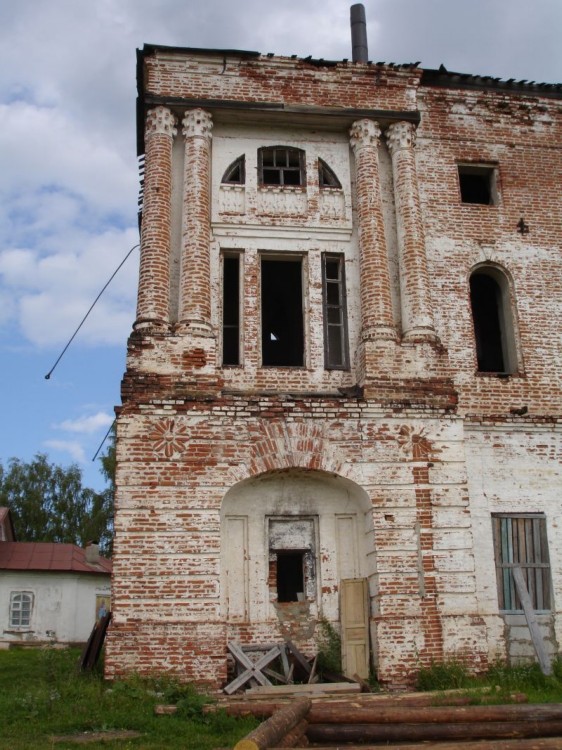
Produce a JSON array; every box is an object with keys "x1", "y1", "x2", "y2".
[
  {"x1": 307, "y1": 702, "x2": 562, "y2": 725},
  {"x1": 79, "y1": 612, "x2": 111, "y2": 672},
  {"x1": 245, "y1": 681, "x2": 360, "y2": 696},
  {"x1": 225, "y1": 643, "x2": 283, "y2": 694},
  {"x1": 50, "y1": 730, "x2": 141, "y2": 744},
  {"x1": 286, "y1": 741, "x2": 562, "y2": 750},
  {"x1": 306, "y1": 719, "x2": 562, "y2": 744},
  {"x1": 234, "y1": 698, "x2": 311, "y2": 750}
]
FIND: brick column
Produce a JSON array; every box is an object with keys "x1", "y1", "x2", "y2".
[
  {"x1": 178, "y1": 108, "x2": 213, "y2": 336},
  {"x1": 349, "y1": 119, "x2": 396, "y2": 342},
  {"x1": 135, "y1": 106, "x2": 176, "y2": 330},
  {"x1": 386, "y1": 122, "x2": 436, "y2": 341}
]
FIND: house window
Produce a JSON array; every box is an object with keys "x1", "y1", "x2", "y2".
[
  {"x1": 469, "y1": 266, "x2": 517, "y2": 374},
  {"x1": 221, "y1": 155, "x2": 245, "y2": 184},
  {"x1": 322, "y1": 253, "x2": 349, "y2": 369},
  {"x1": 259, "y1": 147, "x2": 305, "y2": 186},
  {"x1": 222, "y1": 253, "x2": 241, "y2": 366},
  {"x1": 10, "y1": 592, "x2": 33, "y2": 628},
  {"x1": 492, "y1": 514, "x2": 551, "y2": 612},
  {"x1": 458, "y1": 164, "x2": 497, "y2": 205},
  {"x1": 261, "y1": 256, "x2": 304, "y2": 367},
  {"x1": 318, "y1": 158, "x2": 342, "y2": 189}
]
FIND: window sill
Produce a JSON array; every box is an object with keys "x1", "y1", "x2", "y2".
[{"x1": 258, "y1": 185, "x2": 306, "y2": 192}]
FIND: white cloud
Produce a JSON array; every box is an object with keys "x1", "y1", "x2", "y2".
[
  {"x1": 44, "y1": 439, "x2": 87, "y2": 464},
  {"x1": 55, "y1": 411, "x2": 114, "y2": 435}
]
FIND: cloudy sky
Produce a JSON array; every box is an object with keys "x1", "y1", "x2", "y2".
[{"x1": 1, "y1": 0, "x2": 560, "y2": 491}]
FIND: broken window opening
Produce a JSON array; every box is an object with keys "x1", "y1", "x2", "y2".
[
  {"x1": 470, "y1": 267, "x2": 517, "y2": 374},
  {"x1": 10, "y1": 591, "x2": 33, "y2": 628},
  {"x1": 458, "y1": 164, "x2": 497, "y2": 205},
  {"x1": 261, "y1": 257, "x2": 304, "y2": 367},
  {"x1": 322, "y1": 253, "x2": 349, "y2": 369},
  {"x1": 492, "y1": 514, "x2": 551, "y2": 612},
  {"x1": 318, "y1": 158, "x2": 342, "y2": 189},
  {"x1": 222, "y1": 155, "x2": 245, "y2": 185},
  {"x1": 222, "y1": 254, "x2": 241, "y2": 366},
  {"x1": 259, "y1": 147, "x2": 305, "y2": 187},
  {"x1": 276, "y1": 551, "x2": 306, "y2": 602}
]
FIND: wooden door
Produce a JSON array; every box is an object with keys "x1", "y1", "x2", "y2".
[{"x1": 340, "y1": 577, "x2": 370, "y2": 679}]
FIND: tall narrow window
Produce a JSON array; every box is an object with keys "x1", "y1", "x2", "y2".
[
  {"x1": 492, "y1": 514, "x2": 551, "y2": 612},
  {"x1": 322, "y1": 254, "x2": 349, "y2": 369},
  {"x1": 470, "y1": 267, "x2": 517, "y2": 374},
  {"x1": 261, "y1": 257, "x2": 304, "y2": 367},
  {"x1": 259, "y1": 147, "x2": 305, "y2": 186},
  {"x1": 222, "y1": 254, "x2": 241, "y2": 366},
  {"x1": 10, "y1": 592, "x2": 33, "y2": 628}
]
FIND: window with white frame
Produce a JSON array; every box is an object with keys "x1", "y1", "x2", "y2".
[
  {"x1": 492, "y1": 514, "x2": 551, "y2": 612},
  {"x1": 322, "y1": 253, "x2": 349, "y2": 369},
  {"x1": 10, "y1": 591, "x2": 33, "y2": 628}
]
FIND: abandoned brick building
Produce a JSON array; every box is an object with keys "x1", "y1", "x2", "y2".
[{"x1": 104, "y1": 21, "x2": 562, "y2": 688}]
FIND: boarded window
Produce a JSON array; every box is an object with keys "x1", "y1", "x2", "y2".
[
  {"x1": 222, "y1": 253, "x2": 241, "y2": 366},
  {"x1": 322, "y1": 253, "x2": 349, "y2": 369},
  {"x1": 259, "y1": 147, "x2": 305, "y2": 186},
  {"x1": 492, "y1": 514, "x2": 551, "y2": 612},
  {"x1": 261, "y1": 257, "x2": 304, "y2": 367},
  {"x1": 10, "y1": 591, "x2": 33, "y2": 628}
]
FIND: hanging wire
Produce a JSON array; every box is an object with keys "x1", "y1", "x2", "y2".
[
  {"x1": 44, "y1": 243, "x2": 139, "y2": 379},
  {"x1": 92, "y1": 419, "x2": 116, "y2": 462}
]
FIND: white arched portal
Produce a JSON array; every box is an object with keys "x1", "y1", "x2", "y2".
[{"x1": 220, "y1": 469, "x2": 376, "y2": 638}]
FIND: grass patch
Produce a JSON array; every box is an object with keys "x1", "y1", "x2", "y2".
[
  {"x1": 0, "y1": 647, "x2": 258, "y2": 750},
  {"x1": 416, "y1": 657, "x2": 562, "y2": 704}
]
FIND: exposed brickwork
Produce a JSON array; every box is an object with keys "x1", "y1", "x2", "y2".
[{"x1": 106, "y1": 48, "x2": 562, "y2": 690}]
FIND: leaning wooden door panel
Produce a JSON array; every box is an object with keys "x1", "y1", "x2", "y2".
[
  {"x1": 225, "y1": 515, "x2": 249, "y2": 620},
  {"x1": 340, "y1": 577, "x2": 369, "y2": 679}
]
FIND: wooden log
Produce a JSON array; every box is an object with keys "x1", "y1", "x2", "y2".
[
  {"x1": 154, "y1": 704, "x2": 178, "y2": 715},
  {"x1": 234, "y1": 699, "x2": 311, "y2": 750},
  {"x1": 306, "y1": 720, "x2": 562, "y2": 743},
  {"x1": 286, "y1": 741, "x2": 562, "y2": 750},
  {"x1": 272, "y1": 719, "x2": 309, "y2": 747},
  {"x1": 307, "y1": 703, "x2": 562, "y2": 725}
]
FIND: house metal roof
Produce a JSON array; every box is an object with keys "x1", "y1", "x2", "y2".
[{"x1": 0, "y1": 542, "x2": 112, "y2": 575}]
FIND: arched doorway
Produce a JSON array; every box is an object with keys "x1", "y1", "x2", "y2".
[{"x1": 220, "y1": 468, "x2": 377, "y2": 675}]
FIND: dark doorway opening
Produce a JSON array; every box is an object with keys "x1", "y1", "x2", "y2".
[
  {"x1": 261, "y1": 258, "x2": 304, "y2": 366},
  {"x1": 277, "y1": 551, "x2": 305, "y2": 602}
]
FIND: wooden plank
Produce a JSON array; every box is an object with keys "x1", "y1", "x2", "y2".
[
  {"x1": 340, "y1": 578, "x2": 370, "y2": 679},
  {"x1": 225, "y1": 643, "x2": 282, "y2": 694},
  {"x1": 512, "y1": 565, "x2": 552, "y2": 676},
  {"x1": 245, "y1": 682, "x2": 360, "y2": 696}
]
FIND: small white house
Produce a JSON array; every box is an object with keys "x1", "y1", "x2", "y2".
[{"x1": 0, "y1": 508, "x2": 111, "y2": 646}]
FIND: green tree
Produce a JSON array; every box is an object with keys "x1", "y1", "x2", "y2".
[{"x1": 0, "y1": 453, "x2": 113, "y2": 555}]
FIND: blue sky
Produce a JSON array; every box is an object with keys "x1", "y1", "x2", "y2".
[{"x1": 1, "y1": 0, "x2": 561, "y2": 492}]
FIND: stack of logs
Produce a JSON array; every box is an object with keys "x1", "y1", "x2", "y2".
[{"x1": 227, "y1": 692, "x2": 562, "y2": 749}]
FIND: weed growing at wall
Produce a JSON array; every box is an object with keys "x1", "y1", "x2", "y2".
[{"x1": 315, "y1": 618, "x2": 342, "y2": 675}]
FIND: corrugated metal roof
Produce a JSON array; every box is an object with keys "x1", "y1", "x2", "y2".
[{"x1": 0, "y1": 542, "x2": 112, "y2": 575}]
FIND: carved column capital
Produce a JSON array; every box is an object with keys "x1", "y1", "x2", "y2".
[
  {"x1": 349, "y1": 118, "x2": 381, "y2": 152},
  {"x1": 182, "y1": 108, "x2": 213, "y2": 139},
  {"x1": 386, "y1": 121, "x2": 417, "y2": 155},
  {"x1": 145, "y1": 106, "x2": 177, "y2": 138}
]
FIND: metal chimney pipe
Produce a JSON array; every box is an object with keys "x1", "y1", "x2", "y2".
[{"x1": 350, "y1": 4, "x2": 368, "y2": 63}]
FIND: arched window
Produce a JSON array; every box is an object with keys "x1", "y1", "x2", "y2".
[
  {"x1": 318, "y1": 158, "x2": 341, "y2": 189},
  {"x1": 258, "y1": 147, "x2": 305, "y2": 186},
  {"x1": 469, "y1": 266, "x2": 518, "y2": 374},
  {"x1": 221, "y1": 155, "x2": 245, "y2": 185},
  {"x1": 10, "y1": 591, "x2": 33, "y2": 628}
]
